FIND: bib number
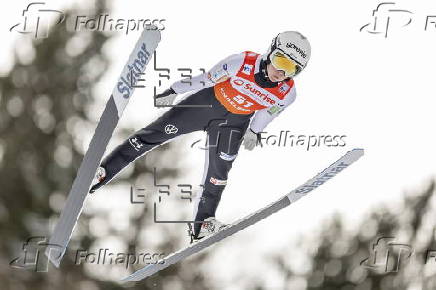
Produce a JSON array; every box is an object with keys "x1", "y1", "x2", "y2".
[{"x1": 233, "y1": 95, "x2": 253, "y2": 108}]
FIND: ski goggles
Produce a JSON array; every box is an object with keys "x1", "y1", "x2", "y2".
[{"x1": 269, "y1": 50, "x2": 301, "y2": 77}]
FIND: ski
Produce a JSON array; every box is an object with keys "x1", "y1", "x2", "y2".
[
  {"x1": 121, "y1": 148, "x2": 364, "y2": 282},
  {"x1": 45, "y1": 27, "x2": 161, "y2": 267}
]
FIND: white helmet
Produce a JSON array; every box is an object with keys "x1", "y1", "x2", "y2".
[{"x1": 265, "y1": 31, "x2": 311, "y2": 78}]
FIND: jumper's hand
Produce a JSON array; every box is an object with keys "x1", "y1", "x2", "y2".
[
  {"x1": 154, "y1": 87, "x2": 178, "y2": 107},
  {"x1": 243, "y1": 129, "x2": 262, "y2": 151}
]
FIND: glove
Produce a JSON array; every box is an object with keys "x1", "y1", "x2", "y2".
[
  {"x1": 243, "y1": 128, "x2": 262, "y2": 151},
  {"x1": 154, "y1": 87, "x2": 177, "y2": 107}
]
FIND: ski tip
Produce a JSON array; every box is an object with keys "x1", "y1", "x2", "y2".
[
  {"x1": 352, "y1": 148, "x2": 364, "y2": 152},
  {"x1": 345, "y1": 148, "x2": 364, "y2": 158},
  {"x1": 143, "y1": 24, "x2": 162, "y2": 41}
]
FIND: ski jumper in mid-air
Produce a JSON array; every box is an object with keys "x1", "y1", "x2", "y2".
[{"x1": 89, "y1": 31, "x2": 311, "y2": 242}]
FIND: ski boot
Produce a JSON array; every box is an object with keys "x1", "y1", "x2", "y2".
[
  {"x1": 187, "y1": 217, "x2": 228, "y2": 244},
  {"x1": 89, "y1": 166, "x2": 106, "y2": 194}
]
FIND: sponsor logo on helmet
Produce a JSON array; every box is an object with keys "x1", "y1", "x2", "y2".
[
  {"x1": 209, "y1": 177, "x2": 227, "y2": 186},
  {"x1": 286, "y1": 42, "x2": 307, "y2": 59},
  {"x1": 219, "y1": 152, "x2": 237, "y2": 161}
]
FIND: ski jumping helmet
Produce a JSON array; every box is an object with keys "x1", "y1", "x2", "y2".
[{"x1": 265, "y1": 31, "x2": 311, "y2": 78}]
